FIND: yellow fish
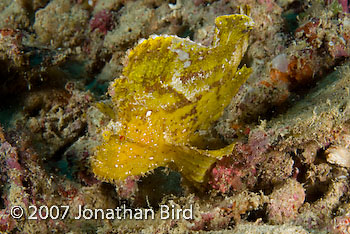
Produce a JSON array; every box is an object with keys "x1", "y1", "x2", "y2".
[{"x1": 92, "y1": 14, "x2": 254, "y2": 183}]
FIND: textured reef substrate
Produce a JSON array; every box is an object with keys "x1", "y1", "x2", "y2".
[{"x1": 1, "y1": 0, "x2": 350, "y2": 233}]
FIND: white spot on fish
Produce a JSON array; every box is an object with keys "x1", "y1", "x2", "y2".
[{"x1": 184, "y1": 61, "x2": 191, "y2": 68}]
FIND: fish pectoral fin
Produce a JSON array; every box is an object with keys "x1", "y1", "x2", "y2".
[
  {"x1": 202, "y1": 142, "x2": 235, "y2": 159},
  {"x1": 92, "y1": 135, "x2": 235, "y2": 184},
  {"x1": 92, "y1": 136, "x2": 170, "y2": 181},
  {"x1": 172, "y1": 145, "x2": 217, "y2": 183},
  {"x1": 172, "y1": 143, "x2": 234, "y2": 183}
]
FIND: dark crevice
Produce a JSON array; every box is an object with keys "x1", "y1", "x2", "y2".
[
  {"x1": 0, "y1": 195, "x2": 4, "y2": 209},
  {"x1": 331, "y1": 193, "x2": 350, "y2": 218},
  {"x1": 304, "y1": 180, "x2": 331, "y2": 203},
  {"x1": 313, "y1": 147, "x2": 328, "y2": 164},
  {"x1": 22, "y1": 177, "x2": 33, "y2": 197},
  {"x1": 177, "y1": 24, "x2": 194, "y2": 40},
  {"x1": 301, "y1": 147, "x2": 331, "y2": 203},
  {"x1": 136, "y1": 167, "x2": 183, "y2": 208},
  {"x1": 44, "y1": 124, "x2": 88, "y2": 179},
  {"x1": 254, "y1": 175, "x2": 274, "y2": 195},
  {"x1": 113, "y1": 3, "x2": 125, "y2": 13},
  {"x1": 243, "y1": 203, "x2": 268, "y2": 223},
  {"x1": 0, "y1": 95, "x2": 22, "y2": 129},
  {"x1": 101, "y1": 182, "x2": 119, "y2": 202},
  {"x1": 0, "y1": 178, "x2": 5, "y2": 209},
  {"x1": 290, "y1": 149, "x2": 308, "y2": 184}
]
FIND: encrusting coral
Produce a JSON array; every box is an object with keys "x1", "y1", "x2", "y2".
[{"x1": 91, "y1": 13, "x2": 254, "y2": 184}]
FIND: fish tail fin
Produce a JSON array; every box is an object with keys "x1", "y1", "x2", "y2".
[{"x1": 173, "y1": 143, "x2": 235, "y2": 183}]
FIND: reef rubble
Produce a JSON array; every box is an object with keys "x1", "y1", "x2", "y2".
[{"x1": 1, "y1": 0, "x2": 350, "y2": 233}]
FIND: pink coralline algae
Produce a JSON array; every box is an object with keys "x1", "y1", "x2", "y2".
[
  {"x1": 332, "y1": 214, "x2": 350, "y2": 234},
  {"x1": 90, "y1": 10, "x2": 114, "y2": 34},
  {"x1": 116, "y1": 176, "x2": 140, "y2": 199},
  {"x1": 326, "y1": 0, "x2": 349, "y2": 12},
  {"x1": 209, "y1": 161, "x2": 243, "y2": 193},
  {"x1": 208, "y1": 130, "x2": 271, "y2": 193},
  {"x1": 327, "y1": 33, "x2": 350, "y2": 59},
  {"x1": 0, "y1": 142, "x2": 26, "y2": 233},
  {"x1": 267, "y1": 179, "x2": 305, "y2": 224},
  {"x1": 257, "y1": 0, "x2": 277, "y2": 12},
  {"x1": 190, "y1": 210, "x2": 230, "y2": 231},
  {"x1": 339, "y1": 0, "x2": 350, "y2": 12}
]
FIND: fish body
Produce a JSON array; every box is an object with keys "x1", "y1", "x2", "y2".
[{"x1": 92, "y1": 14, "x2": 254, "y2": 183}]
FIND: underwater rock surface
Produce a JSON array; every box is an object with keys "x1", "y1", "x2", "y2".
[{"x1": 1, "y1": 0, "x2": 350, "y2": 233}]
